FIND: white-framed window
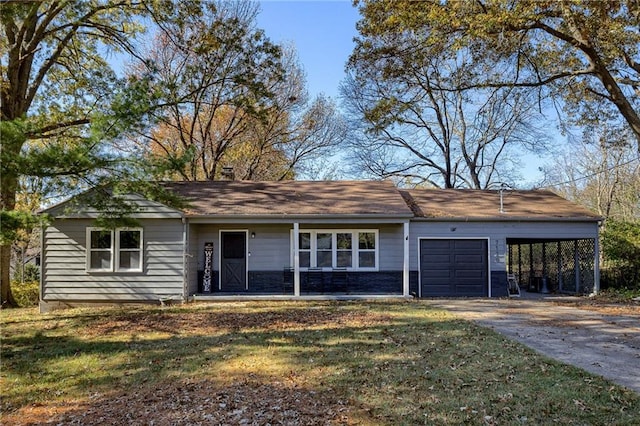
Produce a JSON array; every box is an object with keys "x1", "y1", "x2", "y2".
[
  {"x1": 299, "y1": 232, "x2": 311, "y2": 268},
  {"x1": 358, "y1": 231, "x2": 376, "y2": 268},
  {"x1": 87, "y1": 228, "x2": 113, "y2": 272},
  {"x1": 116, "y1": 229, "x2": 143, "y2": 272},
  {"x1": 336, "y1": 232, "x2": 353, "y2": 268},
  {"x1": 292, "y1": 230, "x2": 378, "y2": 271},
  {"x1": 87, "y1": 227, "x2": 143, "y2": 272},
  {"x1": 316, "y1": 232, "x2": 333, "y2": 267}
]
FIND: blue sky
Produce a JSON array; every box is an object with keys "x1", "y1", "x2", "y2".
[
  {"x1": 256, "y1": 0, "x2": 360, "y2": 100},
  {"x1": 255, "y1": 1, "x2": 550, "y2": 186}
]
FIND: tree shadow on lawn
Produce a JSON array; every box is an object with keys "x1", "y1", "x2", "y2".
[
  {"x1": 2, "y1": 303, "x2": 640, "y2": 425},
  {"x1": 7, "y1": 377, "x2": 349, "y2": 426}
]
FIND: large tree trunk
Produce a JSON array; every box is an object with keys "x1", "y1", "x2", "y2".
[
  {"x1": 0, "y1": 152, "x2": 18, "y2": 306},
  {"x1": 1, "y1": 169, "x2": 19, "y2": 307},
  {"x1": 0, "y1": 244, "x2": 17, "y2": 307}
]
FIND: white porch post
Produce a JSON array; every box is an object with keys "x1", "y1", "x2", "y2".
[
  {"x1": 403, "y1": 221, "x2": 410, "y2": 297},
  {"x1": 293, "y1": 222, "x2": 300, "y2": 297}
]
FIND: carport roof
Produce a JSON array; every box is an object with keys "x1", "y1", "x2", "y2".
[{"x1": 400, "y1": 189, "x2": 602, "y2": 221}]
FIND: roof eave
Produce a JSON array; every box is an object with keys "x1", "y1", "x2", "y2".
[
  {"x1": 186, "y1": 213, "x2": 414, "y2": 221},
  {"x1": 47, "y1": 212, "x2": 185, "y2": 220},
  {"x1": 411, "y1": 215, "x2": 603, "y2": 222}
]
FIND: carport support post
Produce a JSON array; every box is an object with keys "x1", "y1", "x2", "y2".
[
  {"x1": 403, "y1": 222, "x2": 410, "y2": 297},
  {"x1": 594, "y1": 237, "x2": 600, "y2": 295},
  {"x1": 557, "y1": 241, "x2": 563, "y2": 292},
  {"x1": 574, "y1": 240, "x2": 580, "y2": 293},
  {"x1": 542, "y1": 242, "x2": 547, "y2": 280},
  {"x1": 293, "y1": 222, "x2": 300, "y2": 297}
]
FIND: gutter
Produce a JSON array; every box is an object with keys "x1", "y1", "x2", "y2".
[
  {"x1": 410, "y1": 216, "x2": 603, "y2": 223},
  {"x1": 39, "y1": 223, "x2": 45, "y2": 306},
  {"x1": 184, "y1": 213, "x2": 415, "y2": 220},
  {"x1": 186, "y1": 214, "x2": 415, "y2": 225},
  {"x1": 181, "y1": 217, "x2": 189, "y2": 302}
]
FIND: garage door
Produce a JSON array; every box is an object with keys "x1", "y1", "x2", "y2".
[{"x1": 420, "y1": 239, "x2": 488, "y2": 297}]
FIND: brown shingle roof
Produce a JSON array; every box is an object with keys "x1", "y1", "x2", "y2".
[
  {"x1": 162, "y1": 180, "x2": 414, "y2": 217},
  {"x1": 400, "y1": 189, "x2": 601, "y2": 221}
]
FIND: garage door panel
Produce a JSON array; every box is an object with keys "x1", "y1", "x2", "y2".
[
  {"x1": 427, "y1": 240, "x2": 453, "y2": 249},
  {"x1": 428, "y1": 270, "x2": 451, "y2": 279},
  {"x1": 420, "y1": 239, "x2": 488, "y2": 297},
  {"x1": 423, "y1": 261, "x2": 451, "y2": 268},
  {"x1": 422, "y1": 284, "x2": 455, "y2": 296},
  {"x1": 456, "y1": 285, "x2": 486, "y2": 294},
  {"x1": 426, "y1": 289, "x2": 454, "y2": 296},
  {"x1": 424, "y1": 254, "x2": 451, "y2": 263},
  {"x1": 455, "y1": 279, "x2": 486, "y2": 286},
  {"x1": 455, "y1": 270, "x2": 485, "y2": 278},
  {"x1": 454, "y1": 253, "x2": 485, "y2": 265},
  {"x1": 454, "y1": 259, "x2": 485, "y2": 269},
  {"x1": 454, "y1": 240, "x2": 485, "y2": 249}
]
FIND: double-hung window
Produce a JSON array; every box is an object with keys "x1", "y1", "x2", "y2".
[
  {"x1": 117, "y1": 229, "x2": 143, "y2": 271},
  {"x1": 358, "y1": 232, "x2": 376, "y2": 268},
  {"x1": 316, "y1": 233, "x2": 333, "y2": 267},
  {"x1": 293, "y1": 230, "x2": 378, "y2": 270},
  {"x1": 299, "y1": 232, "x2": 311, "y2": 267},
  {"x1": 88, "y1": 229, "x2": 113, "y2": 271},
  {"x1": 336, "y1": 233, "x2": 353, "y2": 268},
  {"x1": 87, "y1": 228, "x2": 143, "y2": 272}
]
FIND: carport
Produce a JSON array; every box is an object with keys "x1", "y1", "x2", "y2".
[
  {"x1": 401, "y1": 188, "x2": 602, "y2": 298},
  {"x1": 507, "y1": 238, "x2": 598, "y2": 295}
]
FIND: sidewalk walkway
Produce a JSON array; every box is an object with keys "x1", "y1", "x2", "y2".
[{"x1": 426, "y1": 297, "x2": 640, "y2": 393}]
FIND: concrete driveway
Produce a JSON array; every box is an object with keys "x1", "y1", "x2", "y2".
[{"x1": 426, "y1": 296, "x2": 640, "y2": 393}]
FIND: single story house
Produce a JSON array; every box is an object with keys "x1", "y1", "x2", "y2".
[{"x1": 39, "y1": 180, "x2": 601, "y2": 311}]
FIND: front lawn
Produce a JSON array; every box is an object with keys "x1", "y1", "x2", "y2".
[{"x1": 2, "y1": 301, "x2": 638, "y2": 425}]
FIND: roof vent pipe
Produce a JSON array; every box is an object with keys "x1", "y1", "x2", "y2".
[{"x1": 499, "y1": 183, "x2": 507, "y2": 214}]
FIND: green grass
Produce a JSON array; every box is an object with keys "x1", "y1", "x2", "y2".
[
  {"x1": 2, "y1": 301, "x2": 639, "y2": 425},
  {"x1": 598, "y1": 287, "x2": 640, "y2": 301}
]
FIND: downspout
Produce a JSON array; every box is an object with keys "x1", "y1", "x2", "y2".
[
  {"x1": 39, "y1": 224, "x2": 45, "y2": 313},
  {"x1": 182, "y1": 217, "x2": 189, "y2": 302}
]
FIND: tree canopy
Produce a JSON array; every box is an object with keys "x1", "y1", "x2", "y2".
[
  {"x1": 543, "y1": 127, "x2": 640, "y2": 221},
  {"x1": 129, "y1": 2, "x2": 346, "y2": 182},
  {"x1": 353, "y1": 0, "x2": 640, "y2": 152},
  {"x1": 344, "y1": 1, "x2": 549, "y2": 188},
  {"x1": 0, "y1": 0, "x2": 166, "y2": 306}
]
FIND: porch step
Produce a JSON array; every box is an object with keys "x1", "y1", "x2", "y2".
[{"x1": 190, "y1": 294, "x2": 410, "y2": 302}]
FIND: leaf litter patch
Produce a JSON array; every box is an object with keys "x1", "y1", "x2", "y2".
[{"x1": 10, "y1": 378, "x2": 351, "y2": 426}]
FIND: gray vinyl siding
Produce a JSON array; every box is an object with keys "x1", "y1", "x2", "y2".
[
  {"x1": 42, "y1": 218, "x2": 185, "y2": 301},
  {"x1": 409, "y1": 220, "x2": 599, "y2": 271},
  {"x1": 377, "y1": 224, "x2": 404, "y2": 270},
  {"x1": 186, "y1": 223, "x2": 405, "y2": 294},
  {"x1": 248, "y1": 225, "x2": 292, "y2": 270},
  {"x1": 186, "y1": 224, "x2": 200, "y2": 295}
]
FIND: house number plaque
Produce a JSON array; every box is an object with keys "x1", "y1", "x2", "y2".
[{"x1": 203, "y1": 242, "x2": 214, "y2": 292}]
